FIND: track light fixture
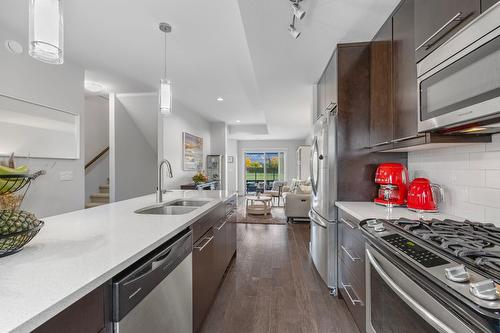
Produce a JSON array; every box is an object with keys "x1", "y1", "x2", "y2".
[
  {"x1": 292, "y1": 3, "x2": 306, "y2": 20},
  {"x1": 289, "y1": 21, "x2": 300, "y2": 39},
  {"x1": 288, "y1": 0, "x2": 305, "y2": 39}
]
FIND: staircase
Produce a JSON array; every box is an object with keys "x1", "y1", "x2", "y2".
[{"x1": 85, "y1": 184, "x2": 109, "y2": 208}]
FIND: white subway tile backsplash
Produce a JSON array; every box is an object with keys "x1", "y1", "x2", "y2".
[
  {"x1": 454, "y1": 202, "x2": 485, "y2": 222},
  {"x1": 451, "y1": 170, "x2": 485, "y2": 187},
  {"x1": 469, "y1": 188, "x2": 500, "y2": 209},
  {"x1": 408, "y1": 135, "x2": 500, "y2": 225},
  {"x1": 486, "y1": 170, "x2": 500, "y2": 189},
  {"x1": 485, "y1": 207, "x2": 500, "y2": 225},
  {"x1": 469, "y1": 151, "x2": 500, "y2": 169}
]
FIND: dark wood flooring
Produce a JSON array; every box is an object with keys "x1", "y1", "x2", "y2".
[{"x1": 200, "y1": 222, "x2": 359, "y2": 333}]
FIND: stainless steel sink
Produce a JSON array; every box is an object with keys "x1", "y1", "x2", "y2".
[
  {"x1": 135, "y1": 199, "x2": 211, "y2": 215},
  {"x1": 167, "y1": 200, "x2": 211, "y2": 207},
  {"x1": 135, "y1": 205, "x2": 197, "y2": 215}
]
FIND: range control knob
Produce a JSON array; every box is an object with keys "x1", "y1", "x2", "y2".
[
  {"x1": 374, "y1": 224, "x2": 386, "y2": 232},
  {"x1": 470, "y1": 279, "x2": 499, "y2": 301},
  {"x1": 367, "y1": 219, "x2": 381, "y2": 228},
  {"x1": 444, "y1": 265, "x2": 470, "y2": 283}
]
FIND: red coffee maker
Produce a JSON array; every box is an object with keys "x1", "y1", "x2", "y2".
[{"x1": 374, "y1": 163, "x2": 409, "y2": 207}]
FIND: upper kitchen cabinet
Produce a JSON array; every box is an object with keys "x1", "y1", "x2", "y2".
[
  {"x1": 370, "y1": 17, "x2": 393, "y2": 148},
  {"x1": 316, "y1": 51, "x2": 337, "y2": 120},
  {"x1": 414, "y1": 0, "x2": 480, "y2": 62},
  {"x1": 316, "y1": 71, "x2": 326, "y2": 120},
  {"x1": 325, "y1": 50, "x2": 338, "y2": 111},
  {"x1": 482, "y1": 0, "x2": 500, "y2": 11},
  {"x1": 393, "y1": 0, "x2": 419, "y2": 142}
]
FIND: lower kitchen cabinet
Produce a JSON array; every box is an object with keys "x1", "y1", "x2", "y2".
[
  {"x1": 33, "y1": 285, "x2": 109, "y2": 333},
  {"x1": 338, "y1": 209, "x2": 366, "y2": 333},
  {"x1": 193, "y1": 228, "x2": 219, "y2": 333},
  {"x1": 193, "y1": 197, "x2": 237, "y2": 333}
]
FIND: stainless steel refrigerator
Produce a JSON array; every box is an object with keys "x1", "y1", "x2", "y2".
[
  {"x1": 309, "y1": 43, "x2": 407, "y2": 296},
  {"x1": 309, "y1": 105, "x2": 338, "y2": 295}
]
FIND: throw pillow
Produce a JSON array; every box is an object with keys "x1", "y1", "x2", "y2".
[{"x1": 299, "y1": 185, "x2": 312, "y2": 194}]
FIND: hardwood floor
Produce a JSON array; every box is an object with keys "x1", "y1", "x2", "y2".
[{"x1": 200, "y1": 222, "x2": 360, "y2": 333}]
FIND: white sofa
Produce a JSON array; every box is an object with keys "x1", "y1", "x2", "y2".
[{"x1": 284, "y1": 179, "x2": 311, "y2": 223}]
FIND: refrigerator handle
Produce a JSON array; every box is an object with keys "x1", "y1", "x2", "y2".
[{"x1": 310, "y1": 137, "x2": 319, "y2": 196}]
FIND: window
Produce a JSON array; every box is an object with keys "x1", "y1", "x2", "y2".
[{"x1": 244, "y1": 151, "x2": 285, "y2": 194}]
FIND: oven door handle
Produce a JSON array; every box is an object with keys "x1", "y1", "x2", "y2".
[{"x1": 366, "y1": 248, "x2": 455, "y2": 333}]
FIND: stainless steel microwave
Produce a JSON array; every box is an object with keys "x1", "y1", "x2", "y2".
[{"x1": 417, "y1": 3, "x2": 500, "y2": 133}]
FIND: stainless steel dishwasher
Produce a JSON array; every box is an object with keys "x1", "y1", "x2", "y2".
[{"x1": 112, "y1": 228, "x2": 193, "y2": 333}]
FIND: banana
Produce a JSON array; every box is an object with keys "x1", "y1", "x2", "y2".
[{"x1": 0, "y1": 165, "x2": 28, "y2": 175}]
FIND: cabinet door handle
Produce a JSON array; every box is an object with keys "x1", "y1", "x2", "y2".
[
  {"x1": 391, "y1": 134, "x2": 425, "y2": 143},
  {"x1": 371, "y1": 141, "x2": 391, "y2": 147},
  {"x1": 194, "y1": 236, "x2": 214, "y2": 252},
  {"x1": 341, "y1": 282, "x2": 363, "y2": 306},
  {"x1": 415, "y1": 12, "x2": 463, "y2": 51},
  {"x1": 340, "y1": 217, "x2": 357, "y2": 229},
  {"x1": 341, "y1": 245, "x2": 361, "y2": 262},
  {"x1": 217, "y1": 220, "x2": 227, "y2": 231}
]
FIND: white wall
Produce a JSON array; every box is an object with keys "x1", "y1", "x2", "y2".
[
  {"x1": 109, "y1": 94, "x2": 157, "y2": 201},
  {"x1": 161, "y1": 102, "x2": 212, "y2": 189},
  {"x1": 408, "y1": 134, "x2": 500, "y2": 225},
  {"x1": 0, "y1": 27, "x2": 85, "y2": 217},
  {"x1": 84, "y1": 96, "x2": 109, "y2": 201},
  {"x1": 237, "y1": 139, "x2": 306, "y2": 195},
  {"x1": 227, "y1": 139, "x2": 238, "y2": 194}
]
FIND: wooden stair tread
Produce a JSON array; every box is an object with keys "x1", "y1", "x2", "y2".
[{"x1": 85, "y1": 202, "x2": 106, "y2": 209}]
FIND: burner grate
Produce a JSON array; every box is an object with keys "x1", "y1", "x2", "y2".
[{"x1": 389, "y1": 218, "x2": 500, "y2": 277}]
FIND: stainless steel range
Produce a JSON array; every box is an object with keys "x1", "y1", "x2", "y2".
[{"x1": 362, "y1": 218, "x2": 500, "y2": 333}]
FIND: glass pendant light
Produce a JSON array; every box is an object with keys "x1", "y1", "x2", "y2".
[
  {"x1": 29, "y1": 0, "x2": 64, "y2": 64},
  {"x1": 159, "y1": 23, "x2": 172, "y2": 115}
]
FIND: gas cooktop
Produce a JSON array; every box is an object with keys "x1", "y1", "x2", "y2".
[{"x1": 361, "y1": 218, "x2": 500, "y2": 311}]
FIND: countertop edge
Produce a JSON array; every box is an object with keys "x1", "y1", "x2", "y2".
[{"x1": 10, "y1": 192, "x2": 237, "y2": 333}]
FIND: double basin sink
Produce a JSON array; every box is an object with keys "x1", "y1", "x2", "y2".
[{"x1": 135, "y1": 199, "x2": 211, "y2": 215}]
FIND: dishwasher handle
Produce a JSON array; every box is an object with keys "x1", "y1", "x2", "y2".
[{"x1": 112, "y1": 228, "x2": 193, "y2": 322}]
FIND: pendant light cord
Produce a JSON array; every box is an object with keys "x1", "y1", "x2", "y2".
[{"x1": 163, "y1": 31, "x2": 167, "y2": 79}]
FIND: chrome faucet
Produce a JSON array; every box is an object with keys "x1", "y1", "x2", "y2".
[{"x1": 157, "y1": 159, "x2": 174, "y2": 203}]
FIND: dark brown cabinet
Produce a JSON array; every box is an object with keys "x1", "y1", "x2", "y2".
[
  {"x1": 325, "y1": 51, "x2": 338, "y2": 109},
  {"x1": 414, "y1": 0, "x2": 480, "y2": 62},
  {"x1": 338, "y1": 209, "x2": 366, "y2": 333},
  {"x1": 482, "y1": 0, "x2": 499, "y2": 11},
  {"x1": 316, "y1": 72, "x2": 326, "y2": 120},
  {"x1": 193, "y1": 228, "x2": 218, "y2": 333},
  {"x1": 370, "y1": 18, "x2": 394, "y2": 148},
  {"x1": 393, "y1": 0, "x2": 419, "y2": 142},
  {"x1": 192, "y1": 197, "x2": 237, "y2": 333},
  {"x1": 33, "y1": 286, "x2": 108, "y2": 333}
]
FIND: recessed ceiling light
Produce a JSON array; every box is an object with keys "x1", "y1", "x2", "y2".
[
  {"x1": 216, "y1": 97, "x2": 224, "y2": 101},
  {"x1": 84, "y1": 81, "x2": 105, "y2": 93},
  {"x1": 236, "y1": 120, "x2": 241, "y2": 123},
  {"x1": 4, "y1": 40, "x2": 23, "y2": 54}
]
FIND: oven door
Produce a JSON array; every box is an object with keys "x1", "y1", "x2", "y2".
[{"x1": 365, "y1": 244, "x2": 475, "y2": 333}]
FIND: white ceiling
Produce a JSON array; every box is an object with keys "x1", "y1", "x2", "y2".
[{"x1": 0, "y1": 0, "x2": 398, "y2": 141}]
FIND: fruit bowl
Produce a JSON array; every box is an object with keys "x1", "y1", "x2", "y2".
[
  {"x1": 0, "y1": 210, "x2": 44, "y2": 257},
  {"x1": 0, "y1": 171, "x2": 44, "y2": 196}
]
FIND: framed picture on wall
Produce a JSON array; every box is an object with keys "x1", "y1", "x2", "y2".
[
  {"x1": 227, "y1": 156, "x2": 234, "y2": 163},
  {"x1": 182, "y1": 132, "x2": 203, "y2": 171}
]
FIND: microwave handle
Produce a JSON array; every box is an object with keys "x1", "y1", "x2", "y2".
[
  {"x1": 415, "y1": 12, "x2": 463, "y2": 51},
  {"x1": 366, "y1": 248, "x2": 455, "y2": 333}
]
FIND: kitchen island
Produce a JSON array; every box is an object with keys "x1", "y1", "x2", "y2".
[{"x1": 0, "y1": 190, "x2": 236, "y2": 333}]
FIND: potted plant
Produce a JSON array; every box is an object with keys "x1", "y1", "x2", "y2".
[{"x1": 192, "y1": 171, "x2": 208, "y2": 185}]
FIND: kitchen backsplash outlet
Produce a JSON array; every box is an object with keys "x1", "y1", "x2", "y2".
[{"x1": 408, "y1": 133, "x2": 500, "y2": 225}]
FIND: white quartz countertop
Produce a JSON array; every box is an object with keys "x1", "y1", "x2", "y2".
[
  {"x1": 0, "y1": 190, "x2": 235, "y2": 333},
  {"x1": 335, "y1": 201, "x2": 464, "y2": 222}
]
